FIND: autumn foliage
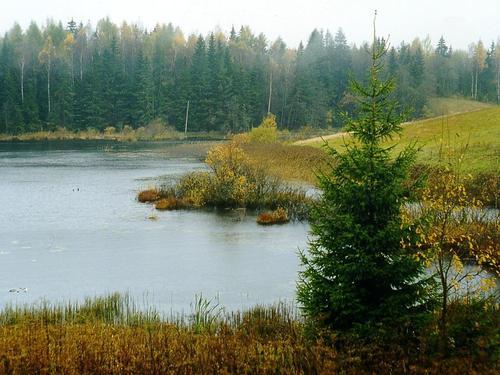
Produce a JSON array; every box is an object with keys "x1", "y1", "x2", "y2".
[
  {"x1": 137, "y1": 141, "x2": 311, "y2": 218},
  {"x1": 137, "y1": 189, "x2": 159, "y2": 203},
  {"x1": 248, "y1": 113, "x2": 278, "y2": 144},
  {"x1": 256, "y1": 207, "x2": 289, "y2": 225}
]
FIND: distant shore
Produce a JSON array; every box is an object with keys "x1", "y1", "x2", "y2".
[{"x1": 0, "y1": 128, "x2": 227, "y2": 143}]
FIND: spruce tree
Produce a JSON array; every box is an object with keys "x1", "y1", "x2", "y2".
[
  {"x1": 189, "y1": 35, "x2": 208, "y2": 131},
  {"x1": 297, "y1": 27, "x2": 433, "y2": 332}
]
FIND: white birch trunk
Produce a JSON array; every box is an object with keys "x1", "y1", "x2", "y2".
[
  {"x1": 20, "y1": 56, "x2": 24, "y2": 104},
  {"x1": 80, "y1": 52, "x2": 83, "y2": 81},
  {"x1": 184, "y1": 100, "x2": 190, "y2": 136},
  {"x1": 267, "y1": 71, "x2": 273, "y2": 114},
  {"x1": 474, "y1": 70, "x2": 478, "y2": 100},
  {"x1": 471, "y1": 72, "x2": 474, "y2": 98},
  {"x1": 497, "y1": 67, "x2": 500, "y2": 103},
  {"x1": 47, "y1": 53, "x2": 51, "y2": 113}
]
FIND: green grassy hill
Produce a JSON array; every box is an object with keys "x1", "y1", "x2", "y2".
[
  {"x1": 424, "y1": 97, "x2": 494, "y2": 118},
  {"x1": 303, "y1": 106, "x2": 500, "y2": 174}
]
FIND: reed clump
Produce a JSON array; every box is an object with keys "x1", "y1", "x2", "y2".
[
  {"x1": 137, "y1": 189, "x2": 159, "y2": 203},
  {"x1": 155, "y1": 197, "x2": 188, "y2": 210},
  {"x1": 257, "y1": 207, "x2": 289, "y2": 225}
]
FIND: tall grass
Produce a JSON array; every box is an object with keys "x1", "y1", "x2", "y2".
[
  {"x1": 0, "y1": 293, "x2": 497, "y2": 374},
  {"x1": 304, "y1": 106, "x2": 500, "y2": 175},
  {"x1": 242, "y1": 142, "x2": 332, "y2": 185},
  {"x1": 0, "y1": 121, "x2": 227, "y2": 142},
  {"x1": 0, "y1": 293, "x2": 160, "y2": 326}
]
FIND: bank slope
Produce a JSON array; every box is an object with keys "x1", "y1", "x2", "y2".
[{"x1": 300, "y1": 106, "x2": 500, "y2": 174}]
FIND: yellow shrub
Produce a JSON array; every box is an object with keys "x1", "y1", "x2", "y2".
[
  {"x1": 231, "y1": 133, "x2": 251, "y2": 145},
  {"x1": 205, "y1": 142, "x2": 257, "y2": 206},
  {"x1": 177, "y1": 171, "x2": 213, "y2": 207},
  {"x1": 104, "y1": 126, "x2": 116, "y2": 136},
  {"x1": 249, "y1": 113, "x2": 278, "y2": 144}
]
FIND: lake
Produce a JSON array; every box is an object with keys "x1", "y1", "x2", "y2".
[{"x1": 0, "y1": 141, "x2": 309, "y2": 314}]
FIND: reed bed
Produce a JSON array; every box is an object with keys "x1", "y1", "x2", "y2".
[
  {"x1": 242, "y1": 142, "x2": 332, "y2": 186},
  {"x1": 0, "y1": 125, "x2": 226, "y2": 143},
  {"x1": 0, "y1": 293, "x2": 497, "y2": 374}
]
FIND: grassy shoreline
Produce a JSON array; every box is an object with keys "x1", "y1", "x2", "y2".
[
  {"x1": 0, "y1": 128, "x2": 227, "y2": 142},
  {"x1": 0, "y1": 293, "x2": 497, "y2": 374}
]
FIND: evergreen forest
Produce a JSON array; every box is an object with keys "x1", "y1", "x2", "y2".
[{"x1": 1, "y1": 18, "x2": 499, "y2": 134}]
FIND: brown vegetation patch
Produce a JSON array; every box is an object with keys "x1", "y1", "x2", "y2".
[
  {"x1": 0, "y1": 301, "x2": 497, "y2": 374},
  {"x1": 242, "y1": 142, "x2": 332, "y2": 185},
  {"x1": 137, "y1": 189, "x2": 159, "y2": 203},
  {"x1": 0, "y1": 293, "x2": 496, "y2": 374},
  {"x1": 257, "y1": 207, "x2": 289, "y2": 225},
  {"x1": 155, "y1": 197, "x2": 188, "y2": 210}
]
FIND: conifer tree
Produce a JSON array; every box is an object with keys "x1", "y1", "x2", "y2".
[
  {"x1": 297, "y1": 23, "x2": 434, "y2": 331},
  {"x1": 189, "y1": 35, "x2": 208, "y2": 131},
  {"x1": 136, "y1": 50, "x2": 155, "y2": 126}
]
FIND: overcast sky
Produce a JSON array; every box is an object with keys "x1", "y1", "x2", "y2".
[{"x1": 1, "y1": 0, "x2": 498, "y2": 49}]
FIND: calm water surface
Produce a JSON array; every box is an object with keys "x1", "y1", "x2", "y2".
[{"x1": 0, "y1": 141, "x2": 309, "y2": 313}]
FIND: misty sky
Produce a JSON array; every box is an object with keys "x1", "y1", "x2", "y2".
[{"x1": 1, "y1": 0, "x2": 498, "y2": 49}]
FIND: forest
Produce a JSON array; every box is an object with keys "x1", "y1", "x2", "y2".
[{"x1": 1, "y1": 18, "x2": 499, "y2": 135}]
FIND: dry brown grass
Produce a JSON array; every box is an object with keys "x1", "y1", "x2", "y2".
[
  {"x1": 0, "y1": 294, "x2": 496, "y2": 374},
  {"x1": 256, "y1": 207, "x2": 289, "y2": 225},
  {"x1": 0, "y1": 126, "x2": 226, "y2": 143},
  {"x1": 0, "y1": 320, "x2": 335, "y2": 374},
  {"x1": 0, "y1": 314, "x2": 496, "y2": 374},
  {"x1": 137, "y1": 189, "x2": 160, "y2": 203},
  {"x1": 155, "y1": 197, "x2": 188, "y2": 210},
  {"x1": 242, "y1": 142, "x2": 332, "y2": 185}
]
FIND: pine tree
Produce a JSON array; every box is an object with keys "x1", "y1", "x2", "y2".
[
  {"x1": 436, "y1": 36, "x2": 448, "y2": 57},
  {"x1": 297, "y1": 28, "x2": 434, "y2": 332},
  {"x1": 206, "y1": 33, "x2": 220, "y2": 130},
  {"x1": 67, "y1": 19, "x2": 78, "y2": 37},
  {"x1": 407, "y1": 46, "x2": 427, "y2": 117},
  {"x1": 434, "y1": 37, "x2": 452, "y2": 96},
  {"x1": 189, "y1": 35, "x2": 208, "y2": 131},
  {"x1": 136, "y1": 50, "x2": 155, "y2": 126},
  {"x1": 410, "y1": 47, "x2": 425, "y2": 87}
]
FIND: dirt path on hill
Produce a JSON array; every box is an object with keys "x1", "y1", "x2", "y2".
[{"x1": 293, "y1": 131, "x2": 350, "y2": 146}]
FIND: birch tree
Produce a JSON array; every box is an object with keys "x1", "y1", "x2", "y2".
[
  {"x1": 472, "y1": 41, "x2": 486, "y2": 100},
  {"x1": 75, "y1": 26, "x2": 88, "y2": 81},
  {"x1": 63, "y1": 32, "x2": 75, "y2": 86},
  {"x1": 496, "y1": 38, "x2": 500, "y2": 103},
  {"x1": 39, "y1": 36, "x2": 55, "y2": 114}
]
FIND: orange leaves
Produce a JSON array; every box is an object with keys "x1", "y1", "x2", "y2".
[
  {"x1": 256, "y1": 208, "x2": 289, "y2": 225},
  {"x1": 137, "y1": 189, "x2": 159, "y2": 203}
]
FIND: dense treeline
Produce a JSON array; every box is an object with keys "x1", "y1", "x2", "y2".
[{"x1": 0, "y1": 19, "x2": 499, "y2": 134}]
